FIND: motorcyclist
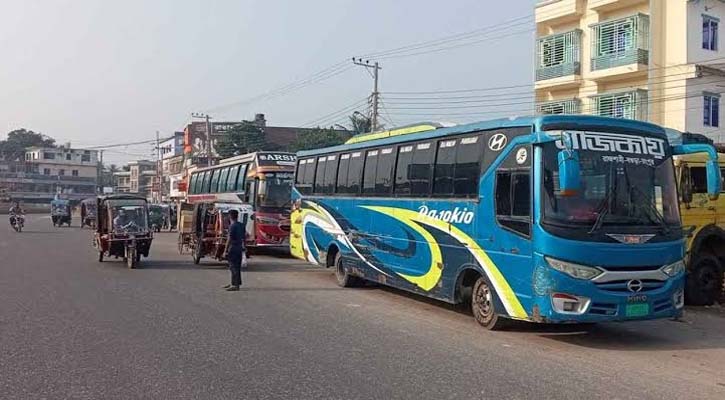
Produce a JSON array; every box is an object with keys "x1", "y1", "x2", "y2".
[{"x1": 9, "y1": 201, "x2": 25, "y2": 225}]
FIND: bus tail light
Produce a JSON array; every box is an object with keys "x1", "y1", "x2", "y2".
[{"x1": 551, "y1": 293, "x2": 590, "y2": 315}]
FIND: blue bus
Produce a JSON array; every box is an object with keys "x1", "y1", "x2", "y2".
[{"x1": 289, "y1": 115, "x2": 721, "y2": 329}]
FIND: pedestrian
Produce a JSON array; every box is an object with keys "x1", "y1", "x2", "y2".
[{"x1": 223, "y1": 209, "x2": 246, "y2": 291}]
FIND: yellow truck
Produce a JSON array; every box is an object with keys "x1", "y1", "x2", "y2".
[{"x1": 675, "y1": 150, "x2": 725, "y2": 305}]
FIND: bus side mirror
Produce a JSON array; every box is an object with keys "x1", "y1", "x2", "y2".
[
  {"x1": 706, "y1": 160, "x2": 721, "y2": 200},
  {"x1": 557, "y1": 150, "x2": 581, "y2": 197}
]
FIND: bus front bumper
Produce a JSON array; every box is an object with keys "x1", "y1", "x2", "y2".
[{"x1": 528, "y1": 266, "x2": 685, "y2": 324}]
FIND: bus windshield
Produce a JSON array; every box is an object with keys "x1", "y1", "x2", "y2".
[
  {"x1": 258, "y1": 172, "x2": 294, "y2": 211},
  {"x1": 540, "y1": 139, "x2": 681, "y2": 241}
]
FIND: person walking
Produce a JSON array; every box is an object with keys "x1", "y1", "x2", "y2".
[{"x1": 223, "y1": 209, "x2": 246, "y2": 291}]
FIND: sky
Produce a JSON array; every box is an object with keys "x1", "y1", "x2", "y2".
[{"x1": 0, "y1": 0, "x2": 536, "y2": 164}]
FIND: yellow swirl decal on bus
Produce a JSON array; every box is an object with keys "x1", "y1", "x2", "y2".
[
  {"x1": 363, "y1": 206, "x2": 527, "y2": 320},
  {"x1": 360, "y1": 206, "x2": 443, "y2": 291}
]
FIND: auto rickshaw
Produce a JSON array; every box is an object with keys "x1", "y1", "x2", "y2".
[
  {"x1": 94, "y1": 195, "x2": 153, "y2": 269},
  {"x1": 50, "y1": 198, "x2": 72, "y2": 227},
  {"x1": 148, "y1": 204, "x2": 170, "y2": 232},
  {"x1": 185, "y1": 202, "x2": 247, "y2": 265},
  {"x1": 80, "y1": 197, "x2": 97, "y2": 228}
]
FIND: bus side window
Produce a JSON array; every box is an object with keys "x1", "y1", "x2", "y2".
[
  {"x1": 210, "y1": 169, "x2": 221, "y2": 194},
  {"x1": 235, "y1": 164, "x2": 248, "y2": 192},
  {"x1": 226, "y1": 165, "x2": 240, "y2": 192},
  {"x1": 189, "y1": 173, "x2": 199, "y2": 195},
  {"x1": 395, "y1": 145, "x2": 414, "y2": 195},
  {"x1": 363, "y1": 150, "x2": 379, "y2": 195},
  {"x1": 302, "y1": 159, "x2": 316, "y2": 193},
  {"x1": 376, "y1": 148, "x2": 395, "y2": 195},
  {"x1": 347, "y1": 152, "x2": 363, "y2": 194},
  {"x1": 495, "y1": 171, "x2": 531, "y2": 236},
  {"x1": 410, "y1": 142, "x2": 434, "y2": 196},
  {"x1": 323, "y1": 155, "x2": 338, "y2": 194},
  {"x1": 314, "y1": 157, "x2": 327, "y2": 194},
  {"x1": 201, "y1": 171, "x2": 212, "y2": 194},
  {"x1": 336, "y1": 154, "x2": 351, "y2": 194},
  {"x1": 433, "y1": 140, "x2": 456, "y2": 196},
  {"x1": 295, "y1": 159, "x2": 308, "y2": 194},
  {"x1": 218, "y1": 167, "x2": 230, "y2": 193}
]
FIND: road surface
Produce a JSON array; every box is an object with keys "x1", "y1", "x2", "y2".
[{"x1": 1, "y1": 215, "x2": 724, "y2": 399}]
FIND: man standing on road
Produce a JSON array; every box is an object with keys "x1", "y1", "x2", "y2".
[{"x1": 223, "y1": 209, "x2": 246, "y2": 291}]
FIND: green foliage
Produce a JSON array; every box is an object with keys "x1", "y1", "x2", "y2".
[
  {"x1": 287, "y1": 128, "x2": 352, "y2": 152},
  {"x1": 349, "y1": 113, "x2": 372, "y2": 135},
  {"x1": 215, "y1": 122, "x2": 268, "y2": 158},
  {"x1": 0, "y1": 129, "x2": 56, "y2": 161}
]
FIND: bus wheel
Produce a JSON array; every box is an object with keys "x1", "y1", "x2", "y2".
[
  {"x1": 472, "y1": 276, "x2": 509, "y2": 331},
  {"x1": 685, "y1": 255, "x2": 723, "y2": 306},
  {"x1": 334, "y1": 253, "x2": 361, "y2": 288}
]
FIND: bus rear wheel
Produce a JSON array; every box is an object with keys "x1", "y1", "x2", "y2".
[
  {"x1": 334, "y1": 253, "x2": 362, "y2": 288},
  {"x1": 472, "y1": 276, "x2": 509, "y2": 331}
]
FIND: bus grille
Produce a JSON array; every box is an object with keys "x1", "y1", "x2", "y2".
[{"x1": 595, "y1": 279, "x2": 665, "y2": 293}]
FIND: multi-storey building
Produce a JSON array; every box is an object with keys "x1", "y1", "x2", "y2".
[
  {"x1": 160, "y1": 132, "x2": 185, "y2": 201},
  {"x1": 535, "y1": 0, "x2": 725, "y2": 141},
  {"x1": 113, "y1": 160, "x2": 156, "y2": 198},
  {"x1": 0, "y1": 146, "x2": 98, "y2": 203}
]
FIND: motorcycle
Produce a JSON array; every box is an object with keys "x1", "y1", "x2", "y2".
[{"x1": 9, "y1": 214, "x2": 24, "y2": 232}]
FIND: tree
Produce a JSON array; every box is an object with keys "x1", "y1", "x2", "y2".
[
  {"x1": 100, "y1": 164, "x2": 119, "y2": 187},
  {"x1": 349, "y1": 113, "x2": 372, "y2": 135},
  {"x1": 0, "y1": 129, "x2": 56, "y2": 161},
  {"x1": 215, "y1": 122, "x2": 268, "y2": 158},
  {"x1": 287, "y1": 127, "x2": 352, "y2": 152}
]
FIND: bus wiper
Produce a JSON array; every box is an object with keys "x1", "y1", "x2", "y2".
[
  {"x1": 588, "y1": 196, "x2": 611, "y2": 234},
  {"x1": 628, "y1": 184, "x2": 671, "y2": 234}
]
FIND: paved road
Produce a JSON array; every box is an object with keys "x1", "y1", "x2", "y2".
[{"x1": 1, "y1": 215, "x2": 725, "y2": 400}]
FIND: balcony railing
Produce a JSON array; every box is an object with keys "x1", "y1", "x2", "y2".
[
  {"x1": 536, "y1": 30, "x2": 582, "y2": 81},
  {"x1": 0, "y1": 172, "x2": 96, "y2": 184},
  {"x1": 592, "y1": 89, "x2": 648, "y2": 121},
  {"x1": 591, "y1": 13, "x2": 649, "y2": 71},
  {"x1": 537, "y1": 98, "x2": 581, "y2": 114}
]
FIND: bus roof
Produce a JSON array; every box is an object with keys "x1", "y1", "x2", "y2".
[
  {"x1": 297, "y1": 115, "x2": 666, "y2": 157},
  {"x1": 193, "y1": 151, "x2": 296, "y2": 173}
]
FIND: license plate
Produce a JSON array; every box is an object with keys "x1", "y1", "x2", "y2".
[{"x1": 625, "y1": 303, "x2": 650, "y2": 317}]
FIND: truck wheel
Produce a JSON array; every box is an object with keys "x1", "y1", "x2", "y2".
[
  {"x1": 334, "y1": 253, "x2": 362, "y2": 287},
  {"x1": 686, "y1": 255, "x2": 723, "y2": 306},
  {"x1": 472, "y1": 275, "x2": 510, "y2": 331}
]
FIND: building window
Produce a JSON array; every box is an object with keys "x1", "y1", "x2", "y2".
[
  {"x1": 43, "y1": 168, "x2": 51, "y2": 175},
  {"x1": 593, "y1": 90, "x2": 647, "y2": 121},
  {"x1": 58, "y1": 169, "x2": 65, "y2": 176},
  {"x1": 44, "y1": 152, "x2": 55, "y2": 160},
  {"x1": 536, "y1": 30, "x2": 581, "y2": 81},
  {"x1": 72, "y1": 170, "x2": 79, "y2": 177},
  {"x1": 703, "y1": 15, "x2": 719, "y2": 51},
  {"x1": 704, "y1": 93, "x2": 720, "y2": 127},
  {"x1": 591, "y1": 14, "x2": 649, "y2": 71},
  {"x1": 81, "y1": 154, "x2": 91, "y2": 162},
  {"x1": 66, "y1": 153, "x2": 72, "y2": 161}
]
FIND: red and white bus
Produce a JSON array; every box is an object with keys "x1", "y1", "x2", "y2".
[{"x1": 185, "y1": 151, "x2": 296, "y2": 249}]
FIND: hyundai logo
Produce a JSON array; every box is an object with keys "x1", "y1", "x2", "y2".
[
  {"x1": 626, "y1": 279, "x2": 644, "y2": 293},
  {"x1": 488, "y1": 133, "x2": 508, "y2": 151}
]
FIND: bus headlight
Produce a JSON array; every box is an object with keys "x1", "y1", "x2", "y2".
[
  {"x1": 545, "y1": 257, "x2": 603, "y2": 280},
  {"x1": 661, "y1": 260, "x2": 685, "y2": 277}
]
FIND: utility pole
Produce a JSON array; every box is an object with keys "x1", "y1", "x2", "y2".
[
  {"x1": 155, "y1": 130, "x2": 161, "y2": 203},
  {"x1": 191, "y1": 112, "x2": 213, "y2": 167},
  {"x1": 352, "y1": 58, "x2": 382, "y2": 132},
  {"x1": 98, "y1": 150, "x2": 104, "y2": 194}
]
